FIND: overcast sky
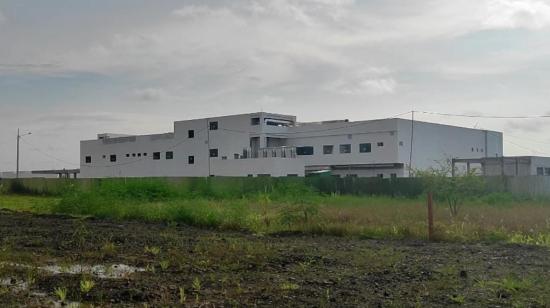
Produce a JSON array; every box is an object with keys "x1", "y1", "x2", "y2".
[{"x1": 1, "y1": 0, "x2": 550, "y2": 171}]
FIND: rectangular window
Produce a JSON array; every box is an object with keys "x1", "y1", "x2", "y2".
[
  {"x1": 377, "y1": 174, "x2": 384, "y2": 178},
  {"x1": 188, "y1": 156, "x2": 194, "y2": 164},
  {"x1": 153, "y1": 152, "x2": 161, "y2": 160},
  {"x1": 399, "y1": 141, "x2": 404, "y2": 146},
  {"x1": 251, "y1": 117, "x2": 260, "y2": 125},
  {"x1": 132, "y1": 153, "x2": 136, "y2": 157},
  {"x1": 143, "y1": 153, "x2": 147, "y2": 156},
  {"x1": 296, "y1": 146, "x2": 314, "y2": 156},
  {"x1": 209, "y1": 148, "x2": 218, "y2": 157},
  {"x1": 126, "y1": 154, "x2": 130, "y2": 158},
  {"x1": 209, "y1": 121, "x2": 218, "y2": 130},
  {"x1": 85, "y1": 156, "x2": 92, "y2": 164},
  {"x1": 537, "y1": 167, "x2": 544, "y2": 176},
  {"x1": 377, "y1": 142, "x2": 384, "y2": 147},
  {"x1": 287, "y1": 174, "x2": 298, "y2": 177},
  {"x1": 359, "y1": 143, "x2": 372, "y2": 153},
  {"x1": 339, "y1": 144, "x2": 351, "y2": 154},
  {"x1": 257, "y1": 174, "x2": 271, "y2": 177},
  {"x1": 110, "y1": 155, "x2": 117, "y2": 162},
  {"x1": 138, "y1": 153, "x2": 142, "y2": 157},
  {"x1": 222, "y1": 156, "x2": 227, "y2": 160},
  {"x1": 188, "y1": 130, "x2": 194, "y2": 138},
  {"x1": 102, "y1": 155, "x2": 106, "y2": 159},
  {"x1": 166, "y1": 151, "x2": 174, "y2": 160},
  {"x1": 545, "y1": 168, "x2": 550, "y2": 176},
  {"x1": 323, "y1": 145, "x2": 334, "y2": 155},
  {"x1": 234, "y1": 153, "x2": 240, "y2": 159}
]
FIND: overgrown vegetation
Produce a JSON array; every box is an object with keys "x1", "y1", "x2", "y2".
[{"x1": 1, "y1": 177, "x2": 550, "y2": 245}]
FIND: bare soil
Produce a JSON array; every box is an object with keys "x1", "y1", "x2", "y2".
[{"x1": 0, "y1": 209, "x2": 549, "y2": 307}]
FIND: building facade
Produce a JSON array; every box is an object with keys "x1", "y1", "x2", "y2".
[
  {"x1": 452, "y1": 156, "x2": 550, "y2": 177},
  {"x1": 80, "y1": 112, "x2": 503, "y2": 178}
]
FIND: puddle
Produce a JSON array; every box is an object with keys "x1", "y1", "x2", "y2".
[
  {"x1": 0, "y1": 277, "x2": 29, "y2": 292},
  {"x1": 1, "y1": 262, "x2": 145, "y2": 279}
]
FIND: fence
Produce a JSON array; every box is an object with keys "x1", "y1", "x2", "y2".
[{"x1": 1, "y1": 176, "x2": 549, "y2": 198}]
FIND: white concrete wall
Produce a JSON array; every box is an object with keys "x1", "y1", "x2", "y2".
[
  {"x1": 211, "y1": 157, "x2": 305, "y2": 177},
  {"x1": 396, "y1": 119, "x2": 503, "y2": 175}
]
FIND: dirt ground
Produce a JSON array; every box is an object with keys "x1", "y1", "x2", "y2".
[{"x1": 0, "y1": 209, "x2": 549, "y2": 307}]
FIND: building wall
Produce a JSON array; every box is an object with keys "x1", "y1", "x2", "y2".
[
  {"x1": 396, "y1": 119, "x2": 503, "y2": 175},
  {"x1": 211, "y1": 157, "x2": 304, "y2": 177}
]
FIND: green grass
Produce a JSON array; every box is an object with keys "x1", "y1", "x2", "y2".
[{"x1": 1, "y1": 179, "x2": 550, "y2": 245}]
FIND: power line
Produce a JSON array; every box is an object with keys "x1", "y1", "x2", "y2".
[{"x1": 415, "y1": 110, "x2": 550, "y2": 119}]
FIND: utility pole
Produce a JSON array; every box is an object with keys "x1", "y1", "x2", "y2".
[
  {"x1": 408, "y1": 110, "x2": 415, "y2": 177},
  {"x1": 16, "y1": 129, "x2": 32, "y2": 178}
]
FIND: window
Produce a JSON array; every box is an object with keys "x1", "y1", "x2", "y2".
[
  {"x1": 132, "y1": 153, "x2": 136, "y2": 157},
  {"x1": 340, "y1": 144, "x2": 351, "y2": 154},
  {"x1": 110, "y1": 155, "x2": 117, "y2": 162},
  {"x1": 188, "y1": 130, "x2": 194, "y2": 138},
  {"x1": 359, "y1": 143, "x2": 372, "y2": 153},
  {"x1": 257, "y1": 174, "x2": 271, "y2": 177},
  {"x1": 126, "y1": 154, "x2": 130, "y2": 158},
  {"x1": 209, "y1": 149, "x2": 218, "y2": 157},
  {"x1": 399, "y1": 141, "x2": 404, "y2": 146},
  {"x1": 377, "y1": 174, "x2": 384, "y2": 178},
  {"x1": 153, "y1": 152, "x2": 161, "y2": 160},
  {"x1": 143, "y1": 153, "x2": 147, "y2": 156},
  {"x1": 222, "y1": 156, "x2": 227, "y2": 160},
  {"x1": 472, "y1": 147, "x2": 475, "y2": 152},
  {"x1": 138, "y1": 153, "x2": 141, "y2": 157},
  {"x1": 188, "y1": 156, "x2": 195, "y2": 164},
  {"x1": 296, "y1": 146, "x2": 314, "y2": 156},
  {"x1": 323, "y1": 145, "x2": 334, "y2": 155},
  {"x1": 546, "y1": 168, "x2": 550, "y2": 176},
  {"x1": 537, "y1": 167, "x2": 544, "y2": 176},
  {"x1": 209, "y1": 121, "x2": 218, "y2": 130},
  {"x1": 377, "y1": 142, "x2": 384, "y2": 147},
  {"x1": 247, "y1": 174, "x2": 254, "y2": 177},
  {"x1": 287, "y1": 174, "x2": 299, "y2": 177},
  {"x1": 251, "y1": 117, "x2": 260, "y2": 125},
  {"x1": 234, "y1": 153, "x2": 240, "y2": 159},
  {"x1": 85, "y1": 156, "x2": 91, "y2": 164},
  {"x1": 166, "y1": 151, "x2": 174, "y2": 160},
  {"x1": 390, "y1": 173, "x2": 397, "y2": 179},
  {"x1": 102, "y1": 155, "x2": 106, "y2": 159}
]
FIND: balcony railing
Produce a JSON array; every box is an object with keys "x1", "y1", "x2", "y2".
[{"x1": 240, "y1": 146, "x2": 297, "y2": 159}]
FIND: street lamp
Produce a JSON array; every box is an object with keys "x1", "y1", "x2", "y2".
[{"x1": 16, "y1": 129, "x2": 32, "y2": 178}]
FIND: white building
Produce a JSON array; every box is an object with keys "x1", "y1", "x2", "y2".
[
  {"x1": 453, "y1": 156, "x2": 550, "y2": 177},
  {"x1": 80, "y1": 112, "x2": 503, "y2": 178}
]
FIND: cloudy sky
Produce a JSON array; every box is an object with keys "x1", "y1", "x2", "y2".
[{"x1": 1, "y1": 0, "x2": 550, "y2": 171}]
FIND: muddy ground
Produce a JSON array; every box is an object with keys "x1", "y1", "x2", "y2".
[{"x1": 0, "y1": 209, "x2": 549, "y2": 307}]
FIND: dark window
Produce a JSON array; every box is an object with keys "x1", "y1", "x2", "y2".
[
  {"x1": 247, "y1": 174, "x2": 253, "y2": 177},
  {"x1": 234, "y1": 153, "x2": 240, "y2": 159},
  {"x1": 222, "y1": 156, "x2": 227, "y2": 160},
  {"x1": 251, "y1": 117, "x2": 260, "y2": 125},
  {"x1": 85, "y1": 156, "x2": 91, "y2": 164},
  {"x1": 153, "y1": 152, "x2": 161, "y2": 160},
  {"x1": 110, "y1": 155, "x2": 117, "y2": 162},
  {"x1": 399, "y1": 141, "x2": 404, "y2": 146},
  {"x1": 188, "y1": 130, "x2": 195, "y2": 138},
  {"x1": 323, "y1": 145, "x2": 334, "y2": 154},
  {"x1": 257, "y1": 174, "x2": 271, "y2": 177},
  {"x1": 287, "y1": 174, "x2": 298, "y2": 177},
  {"x1": 102, "y1": 155, "x2": 106, "y2": 159},
  {"x1": 209, "y1": 149, "x2": 218, "y2": 157},
  {"x1": 132, "y1": 153, "x2": 136, "y2": 157},
  {"x1": 138, "y1": 153, "x2": 141, "y2": 157},
  {"x1": 209, "y1": 121, "x2": 218, "y2": 130},
  {"x1": 340, "y1": 144, "x2": 351, "y2": 154},
  {"x1": 546, "y1": 168, "x2": 550, "y2": 176},
  {"x1": 390, "y1": 173, "x2": 397, "y2": 179},
  {"x1": 126, "y1": 154, "x2": 130, "y2": 158},
  {"x1": 359, "y1": 143, "x2": 372, "y2": 153},
  {"x1": 296, "y1": 146, "x2": 314, "y2": 156},
  {"x1": 143, "y1": 153, "x2": 147, "y2": 156},
  {"x1": 347, "y1": 174, "x2": 357, "y2": 178},
  {"x1": 166, "y1": 151, "x2": 174, "y2": 160},
  {"x1": 537, "y1": 167, "x2": 544, "y2": 176},
  {"x1": 188, "y1": 156, "x2": 195, "y2": 164},
  {"x1": 377, "y1": 142, "x2": 384, "y2": 147},
  {"x1": 377, "y1": 174, "x2": 384, "y2": 178}
]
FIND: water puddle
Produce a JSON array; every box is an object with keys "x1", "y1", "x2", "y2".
[{"x1": 1, "y1": 262, "x2": 145, "y2": 279}]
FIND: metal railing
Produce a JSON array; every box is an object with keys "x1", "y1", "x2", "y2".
[{"x1": 241, "y1": 146, "x2": 297, "y2": 159}]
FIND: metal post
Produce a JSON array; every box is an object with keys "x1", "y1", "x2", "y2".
[
  {"x1": 427, "y1": 192, "x2": 434, "y2": 241},
  {"x1": 408, "y1": 110, "x2": 415, "y2": 177},
  {"x1": 16, "y1": 128, "x2": 20, "y2": 178}
]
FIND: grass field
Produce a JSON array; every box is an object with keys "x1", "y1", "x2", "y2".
[
  {"x1": 1, "y1": 179, "x2": 550, "y2": 306},
  {"x1": 1, "y1": 179, "x2": 549, "y2": 246}
]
